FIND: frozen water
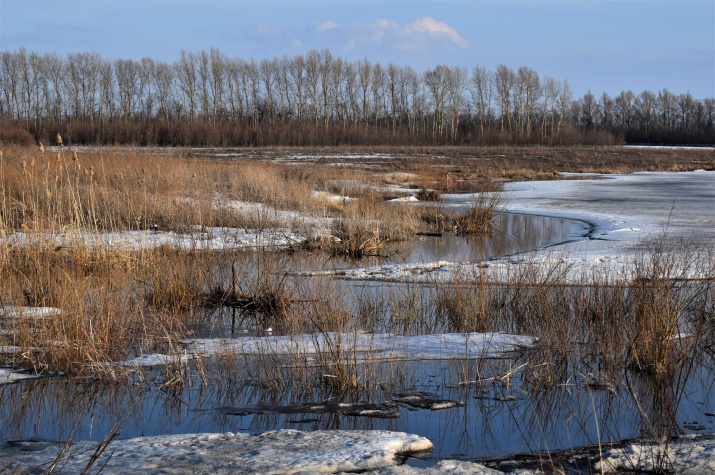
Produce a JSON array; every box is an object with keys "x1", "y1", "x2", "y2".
[
  {"x1": 596, "y1": 435, "x2": 715, "y2": 474},
  {"x1": 1, "y1": 430, "x2": 432, "y2": 474},
  {"x1": 117, "y1": 332, "x2": 535, "y2": 367},
  {"x1": 307, "y1": 171, "x2": 715, "y2": 283},
  {"x1": 0, "y1": 368, "x2": 39, "y2": 384}
]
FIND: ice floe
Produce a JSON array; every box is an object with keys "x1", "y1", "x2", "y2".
[
  {"x1": 0, "y1": 430, "x2": 432, "y2": 474},
  {"x1": 0, "y1": 368, "x2": 39, "y2": 384},
  {"x1": 117, "y1": 331, "x2": 535, "y2": 367},
  {"x1": 596, "y1": 435, "x2": 715, "y2": 474}
]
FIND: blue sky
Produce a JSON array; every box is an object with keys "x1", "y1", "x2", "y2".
[{"x1": 1, "y1": 0, "x2": 713, "y2": 98}]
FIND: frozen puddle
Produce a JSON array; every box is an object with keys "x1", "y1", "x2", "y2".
[
  {"x1": 118, "y1": 332, "x2": 535, "y2": 367},
  {"x1": 0, "y1": 430, "x2": 432, "y2": 474}
]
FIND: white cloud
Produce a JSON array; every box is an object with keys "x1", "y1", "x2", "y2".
[
  {"x1": 346, "y1": 17, "x2": 468, "y2": 53},
  {"x1": 314, "y1": 20, "x2": 338, "y2": 32},
  {"x1": 403, "y1": 17, "x2": 468, "y2": 48}
]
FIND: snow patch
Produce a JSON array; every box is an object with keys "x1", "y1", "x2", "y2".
[
  {"x1": 1, "y1": 306, "x2": 62, "y2": 320},
  {"x1": 0, "y1": 368, "x2": 39, "y2": 384},
  {"x1": 596, "y1": 435, "x2": 715, "y2": 474},
  {"x1": 1, "y1": 430, "x2": 433, "y2": 474},
  {"x1": 116, "y1": 331, "x2": 535, "y2": 367}
]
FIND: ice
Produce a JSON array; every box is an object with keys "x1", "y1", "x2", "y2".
[
  {"x1": 0, "y1": 368, "x2": 39, "y2": 384},
  {"x1": 116, "y1": 331, "x2": 535, "y2": 367},
  {"x1": 3, "y1": 227, "x2": 308, "y2": 251},
  {"x1": 1, "y1": 430, "x2": 433, "y2": 474},
  {"x1": 368, "y1": 460, "x2": 501, "y2": 474},
  {"x1": 595, "y1": 435, "x2": 715, "y2": 474},
  {"x1": 307, "y1": 171, "x2": 715, "y2": 284},
  {"x1": 0, "y1": 306, "x2": 62, "y2": 319},
  {"x1": 118, "y1": 353, "x2": 192, "y2": 368}
]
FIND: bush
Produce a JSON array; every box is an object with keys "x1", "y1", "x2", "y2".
[{"x1": 0, "y1": 127, "x2": 34, "y2": 145}]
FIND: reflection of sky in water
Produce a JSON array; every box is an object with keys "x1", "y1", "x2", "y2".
[
  {"x1": 1, "y1": 360, "x2": 713, "y2": 460},
  {"x1": 398, "y1": 213, "x2": 586, "y2": 264},
  {"x1": 271, "y1": 212, "x2": 588, "y2": 274},
  {"x1": 0, "y1": 212, "x2": 711, "y2": 462}
]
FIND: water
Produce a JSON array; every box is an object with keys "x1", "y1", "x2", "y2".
[{"x1": 1, "y1": 212, "x2": 712, "y2": 463}]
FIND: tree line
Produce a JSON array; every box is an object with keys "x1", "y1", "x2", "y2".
[{"x1": 1, "y1": 47, "x2": 713, "y2": 147}]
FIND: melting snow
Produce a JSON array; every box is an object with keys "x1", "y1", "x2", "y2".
[
  {"x1": 117, "y1": 332, "x2": 535, "y2": 367},
  {"x1": 0, "y1": 368, "x2": 39, "y2": 384},
  {"x1": 596, "y1": 435, "x2": 715, "y2": 474},
  {"x1": 1, "y1": 430, "x2": 432, "y2": 474},
  {"x1": 0, "y1": 306, "x2": 62, "y2": 319}
]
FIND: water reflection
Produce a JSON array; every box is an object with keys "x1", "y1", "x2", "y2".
[
  {"x1": 396, "y1": 213, "x2": 585, "y2": 265},
  {"x1": 1, "y1": 357, "x2": 713, "y2": 460},
  {"x1": 2, "y1": 212, "x2": 712, "y2": 463}
]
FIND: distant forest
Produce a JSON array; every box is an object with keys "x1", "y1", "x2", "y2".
[{"x1": 1, "y1": 47, "x2": 713, "y2": 147}]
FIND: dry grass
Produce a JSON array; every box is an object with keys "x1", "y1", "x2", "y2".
[{"x1": 0, "y1": 143, "x2": 712, "y2": 397}]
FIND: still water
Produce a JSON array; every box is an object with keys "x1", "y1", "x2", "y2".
[{"x1": 1, "y1": 212, "x2": 712, "y2": 463}]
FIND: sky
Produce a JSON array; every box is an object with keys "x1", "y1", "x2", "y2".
[{"x1": 1, "y1": 0, "x2": 713, "y2": 98}]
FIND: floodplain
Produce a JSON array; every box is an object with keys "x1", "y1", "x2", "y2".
[{"x1": 0, "y1": 144, "x2": 714, "y2": 473}]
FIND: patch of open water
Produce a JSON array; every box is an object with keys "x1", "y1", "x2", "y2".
[{"x1": 1, "y1": 212, "x2": 712, "y2": 466}]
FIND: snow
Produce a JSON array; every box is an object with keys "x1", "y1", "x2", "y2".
[
  {"x1": 0, "y1": 346, "x2": 24, "y2": 354},
  {"x1": 312, "y1": 190, "x2": 356, "y2": 203},
  {"x1": 389, "y1": 196, "x2": 420, "y2": 203},
  {"x1": 3, "y1": 227, "x2": 308, "y2": 251},
  {"x1": 595, "y1": 435, "x2": 715, "y2": 474},
  {"x1": 4, "y1": 430, "x2": 714, "y2": 474},
  {"x1": 1, "y1": 196, "x2": 342, "y2": 251},
  {"x1": 623, "y1": 145, "x2": 715, "y2": 150},
  {"x1": 368, "y1": 460, "x2": 501, "y2": 474},
  {"x1": 0, "y1": 306, "x2": 62, "y2": 319},
  {"x1": 0, "y1": 368, "x2": 39, "y2": 384},
  {"x1": 1, "y1": 430, "x2": 433, "y2": 474},
  {"x1": 117, "y1": 331, "x2": 535, "y2": 367}
]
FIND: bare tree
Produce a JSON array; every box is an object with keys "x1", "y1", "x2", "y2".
[
  {"x1": 288, "y1": 54, "x2": 305, "y2": 124},
  {"x1": 176, "y1": 50, "x2": 198, "y2": 120},
  {"x1": 470, "y1": 65, "x2": 493, "y2": 136},
  {"x1": 556, "y1": 79, "x2": 572, "y2": 138},
  {"x1": 446, "y1": 66, "x2": 468, "y2": 143},
  {"x1": 424, "y1": 65, "x2": 448, "y2": 139},
  {"x1": 494, "y1": 64, "x2": 515, "y2": 131}
]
